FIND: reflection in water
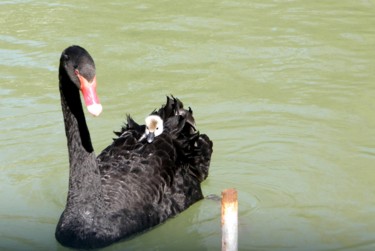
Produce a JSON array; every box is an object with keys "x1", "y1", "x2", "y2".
[{"x1": 1, "y1": 0, "x2": 375, "y2": 250}]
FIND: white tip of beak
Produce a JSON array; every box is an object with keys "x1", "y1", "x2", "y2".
[{"x1": 87, "y1": 104, "x2": 103, "y2": 117}]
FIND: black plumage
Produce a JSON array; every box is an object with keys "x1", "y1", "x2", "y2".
[{"x1": 55, "y1": 45, "x2": 213, "y2": 249}]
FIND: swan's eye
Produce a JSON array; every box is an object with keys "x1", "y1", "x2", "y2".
[
  {"x1": 156, "y1": 127, "x2": 159, "y2": 130},
  {"x1": 146, "y1": 126, "x2": 149, "y2": 130}
]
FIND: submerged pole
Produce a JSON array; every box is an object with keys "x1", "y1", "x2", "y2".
[{"x1": 221, "y1": 188, "x2": 238, "y2": 251}]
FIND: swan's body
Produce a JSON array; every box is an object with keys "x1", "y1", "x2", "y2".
[{"x1": 55, "y1": 45, "x2": 213, "y2": 249}]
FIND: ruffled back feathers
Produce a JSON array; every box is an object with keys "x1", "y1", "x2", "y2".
[{"x1": 112, "y1": 96, "x2": 212, "y2": 182}]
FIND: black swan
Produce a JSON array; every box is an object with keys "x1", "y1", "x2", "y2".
[{"x1": 55, "y1": 45, "x2": 213, "y2": 249}]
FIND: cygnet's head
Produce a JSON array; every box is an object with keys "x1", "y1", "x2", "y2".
[{"x1": 145, "y1": 115, "x2": 163, "y2": 143}]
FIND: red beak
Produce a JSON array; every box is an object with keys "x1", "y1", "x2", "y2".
[{"x1": 77, "y1": 74, "x2": 102, "y2": 116}]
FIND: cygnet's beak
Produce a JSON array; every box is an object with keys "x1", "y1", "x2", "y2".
[{"x1": 147, "y1": 132, "x2": 155, "y2": 143}]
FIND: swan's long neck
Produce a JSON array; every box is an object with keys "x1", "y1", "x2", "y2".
[{"x1": 59, "y1": 74, "x2": 103, "y2": 207}]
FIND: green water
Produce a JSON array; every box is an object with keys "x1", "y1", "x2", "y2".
[{"x1": 1, "y1": 1, "x2": 375, "y2": 250}]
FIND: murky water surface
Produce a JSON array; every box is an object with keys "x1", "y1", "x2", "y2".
[{"x1": 1, "y1": 1, "x2": 375, "y2": 250}]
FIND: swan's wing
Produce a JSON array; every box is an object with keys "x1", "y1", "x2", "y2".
[
  {"x1": 186, "y1": 133, "x2": 213, "y2": 182},
  {"x1": 113, "y1": 115, "x2": 145, "y2": 140},
  {"x1": 156, "y1": 96, "x2": 213, "y2": 182},
  {"x1": 96, "y1": 132, "x2": 180, "y2": 217}
]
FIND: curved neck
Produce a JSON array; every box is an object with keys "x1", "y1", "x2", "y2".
[
  {"x1": 59, "y1": 69, "x2": 103, "y2": 205},
  {"x1": 59, "y1": 68, "x2": 93, "y2": 153}
]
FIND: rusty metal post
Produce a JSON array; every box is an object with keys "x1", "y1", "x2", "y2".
[{"x1": 221, "y1": 188, "x2": 238, "y2": 251}]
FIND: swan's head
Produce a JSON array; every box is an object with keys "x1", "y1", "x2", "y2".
[
  {"x1": 145, "y1": 115, "x2": 163, "y2": 143},
  {"x1": 60, "y1": 45, "x2": 102, "y2": 116}
]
